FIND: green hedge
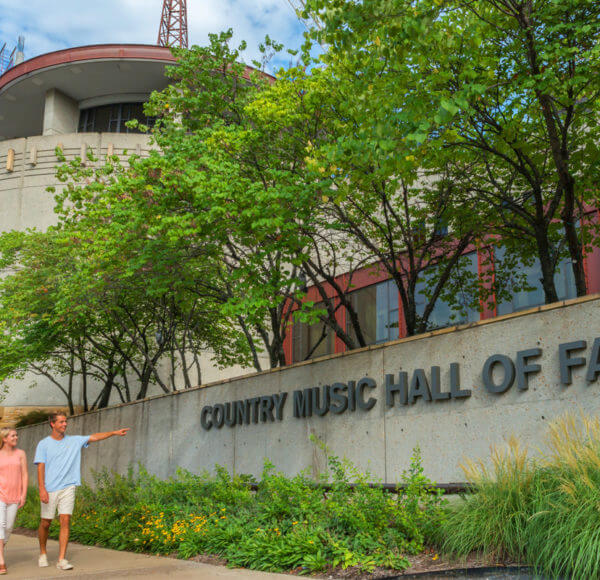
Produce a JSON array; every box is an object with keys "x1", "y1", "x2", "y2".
[{"x1": 17, "y1": 447, "x2": 445, "y2": 574}]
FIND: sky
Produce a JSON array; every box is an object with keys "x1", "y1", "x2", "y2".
[{"x1": 0, "y1": 0, "x2": 310, "y2": 73}]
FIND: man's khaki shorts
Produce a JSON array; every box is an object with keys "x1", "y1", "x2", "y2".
[{"x1": 40, "y1": 485, "x2": 76, "y2": 519}]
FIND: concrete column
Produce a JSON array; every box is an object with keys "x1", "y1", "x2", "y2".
[{"x1": 42, "y1": 89, "x2": 79, "y2": 136}]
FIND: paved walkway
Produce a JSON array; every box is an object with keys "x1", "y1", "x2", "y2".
[{"x1": 2, "y1": 534, "x2": 292, "y2": 579}]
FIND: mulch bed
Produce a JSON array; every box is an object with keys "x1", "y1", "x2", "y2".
[
  {"x1": 15, "y1": 529, "x2": 517, "y2": 578},
  {"x1": 13, "y1": 527, "x2": 37, "y2": 538},
  {"x1": 292, "y1": 550, "x2": 516, "y2": 579}
]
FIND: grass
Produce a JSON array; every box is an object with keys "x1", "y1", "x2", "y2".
[{"x1": 439, "y1": 412, "x2": 600, "y2": 579}]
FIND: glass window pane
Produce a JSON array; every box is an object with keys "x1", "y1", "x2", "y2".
[
  {"x1": 78, "y1": 109, "x2": 96, "y2": 132},
  {"x1": 348, "y1": 285, "x2": 377, "y2": 345},
  {"x1": 107, "y1": 104, "x2": 122, "y2": 132},
  {"x1": 78, "y1": 102, "x2": 152, "y2": 134},
  {"x1": 415, "y1": 252, "x2": 480, "y2": 330},
  {"x1": 292, "y1": 302, "x2": 334, "y2": 362},
  {"x1": 386, "y1": 281, "x2": 399, "y2": 341},
  {"x1": 346, "y1": 280, "x2": 399, "y2": 347},
  {"x1": 496, "y1": 246, "x2": 576, "y2": 316},
  {"x1": 93, "y1": 105, "x2": 112, "y2": 133}
]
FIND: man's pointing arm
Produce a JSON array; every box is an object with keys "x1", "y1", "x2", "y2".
[{"x1": 88, "y1": 428, "x2": 130, "y2": 443}]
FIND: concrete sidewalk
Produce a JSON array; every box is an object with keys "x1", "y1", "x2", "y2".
[{"x1": 2, "y1": 534, "x2": 292, "y2": 579}]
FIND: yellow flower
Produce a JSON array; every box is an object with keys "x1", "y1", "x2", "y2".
[{"x1": 432, "y1": 554, "x2": 439, "y2": 561}]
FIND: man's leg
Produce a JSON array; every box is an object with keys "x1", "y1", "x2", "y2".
[
  {"x1": 38, "y1": 518, "x2": 52, "y2": 556},
  {"x1": 38, "y1": 516, "x2": 52, "y2": 568},
  {"x1": 39, "y1": 488, "x2": 56, "y2": 559},
  {"x1": 55, "y1": 486, "x2": 75, "y2": 569},
  {"x1": 57, "y1": 514, "x2": 70, "y2": 561}
]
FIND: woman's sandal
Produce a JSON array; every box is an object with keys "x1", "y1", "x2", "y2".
[{"x1": 0, "y1": 563, "x2": 7, "y2": 575}]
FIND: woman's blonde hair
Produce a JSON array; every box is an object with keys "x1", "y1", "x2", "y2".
[{"x1": 0, "y1": 428, "x2": 16, "y2": 450}]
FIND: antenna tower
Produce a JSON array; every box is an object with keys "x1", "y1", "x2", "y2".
[
  {"x1": 158, "y1": 0, "x2": 189, "y2": 48},
  {"x1": 0, "y1": 43, "x2": 16, "y2": 76}
]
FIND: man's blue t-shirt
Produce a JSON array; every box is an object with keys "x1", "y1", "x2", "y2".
[{"x1": 33, "y1": 435, "x2": 90, "y2": 493}]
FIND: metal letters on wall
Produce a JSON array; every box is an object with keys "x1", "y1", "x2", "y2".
[{"x1": 200, "y1": 338, "x2": 600, "y2": 430}]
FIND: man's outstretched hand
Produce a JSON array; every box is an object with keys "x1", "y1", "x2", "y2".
[{"x1": 89, "y1": 428, "x2": 131, "y2": 442}]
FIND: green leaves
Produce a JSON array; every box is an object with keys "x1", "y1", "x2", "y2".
[
  {"x1": 303, "y1": 0, "x2": 599, "y2": 304},
  {"x1": 17, "y1": 448, "x2": 444, "y2": 574}
]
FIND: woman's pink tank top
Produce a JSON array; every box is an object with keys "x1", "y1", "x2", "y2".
[{"x1": 0, "y1": 452, "x2": 22, "y2": 504}]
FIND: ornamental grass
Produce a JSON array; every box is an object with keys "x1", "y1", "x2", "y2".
[{"x1": 439, "y1": 412, "x2": 600, "y2": 579}]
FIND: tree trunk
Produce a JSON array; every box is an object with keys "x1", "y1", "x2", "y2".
[
  {"x1": 562, "y1": 210, "x2": 587, "y2": 297},
  {"x1": 535, "y1": 228, "x2": 560, "y2": 304},
  {"x1": 136, "y1": 366, "x2": 153, "y2": 400},
  {"x1": 96, "y1": 377, "x2": 114, "y2": 409},
  {"x1": 519, "y1": 11, "x2": 587, "y2": 296}
]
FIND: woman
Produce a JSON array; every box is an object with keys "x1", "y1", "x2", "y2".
[{"x1": 0, "y1": 428, "x2": 28, "y2": 575}]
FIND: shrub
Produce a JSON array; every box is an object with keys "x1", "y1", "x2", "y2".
[
  {"x1": 16, "y1": 448, "x2": 445, "y2": 574},
  {"x1": 15, "y1": 409, "x2": 50, "y2": 428}
]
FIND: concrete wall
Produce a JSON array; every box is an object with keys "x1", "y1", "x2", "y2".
[
  {"x1": 42, "y1": 89, "x2": 79, "y2": 136},
  {"x1": 17, "y1": 294, "x2": 600, "y2": 485},
  {"x1": 0, "y1": 133, "x2": 150, "y2": 233}
]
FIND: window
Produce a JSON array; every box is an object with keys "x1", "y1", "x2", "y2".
[
  {"x1": 495, "y1": 247, "x2": 576, "y2": 316},
  {"x1": 346, "y1": 280, "x2": 399, "y2": 347},
  {"x1": 78, "y1": 108, "x2": 95, "y2": 132},
  {"x1": 78, "y1": 103, "x2": 155, "y2": 134},
  {"x1": 292, "y1": 303, "x2": 335, "y2": 362},
  {"x1": 415, "y1": 251, "x2": 480, "y2": 330}
]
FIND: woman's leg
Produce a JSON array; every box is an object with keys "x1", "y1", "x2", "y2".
[
  {"x1": 3, "y1": 504, "x2": 18, "y2": 544},
  {"x1": 0, "y1": 501, "x2": 7, "y2": 566}
]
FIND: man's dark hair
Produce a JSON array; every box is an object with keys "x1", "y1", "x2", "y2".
[{"x1": 48, "y1": 411, "x2": 67, "y2": 425}]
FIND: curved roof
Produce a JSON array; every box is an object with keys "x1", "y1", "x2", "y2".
[{"x1": 0, "y1": 44, "x2": 177, "y2": 140}]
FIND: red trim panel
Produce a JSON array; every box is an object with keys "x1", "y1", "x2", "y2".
[
  {"x1": 0, "y1": 45, "x2": 176, "y2": 91},
  {"x1": 0, "y1": 44, "x2": 271, "y2": 92}
]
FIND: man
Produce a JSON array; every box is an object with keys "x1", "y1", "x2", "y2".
[{"x1": 34, "y1": 412, "x2": 129, "y2": 571}]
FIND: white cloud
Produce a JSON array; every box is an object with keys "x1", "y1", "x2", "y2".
[{"x1": 0, "y1": 0, "x2": 307, "y2": 73}]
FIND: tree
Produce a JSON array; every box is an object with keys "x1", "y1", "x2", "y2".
[
  {"x1": 303, "y1": 0, "x2": 600, "y2": 305},
  {"x1": 0, "y1": 144, "x2": 250, "y2": 408},
  {"x1": 136, "y1": 31, "x2": 377, "y2": 363},
  {"x1": 248, "y1": 60, "x2": 489, "y2": 336}
]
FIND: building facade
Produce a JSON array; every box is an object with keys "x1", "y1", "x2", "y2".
[{"x1": 286, "y1": 224, "x2": 600, "y2": 364}]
